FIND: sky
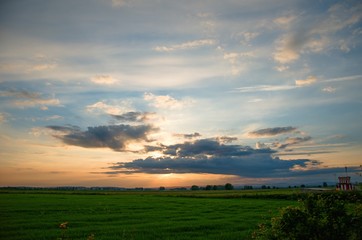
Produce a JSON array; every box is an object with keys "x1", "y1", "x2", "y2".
[{"x1": 0, "y1": 0, "x2": 361, "y2": 188}]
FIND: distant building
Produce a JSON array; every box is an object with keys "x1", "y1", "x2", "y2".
[{"x1": 336, "y1": 176, "x2": 354, "y2": 191}]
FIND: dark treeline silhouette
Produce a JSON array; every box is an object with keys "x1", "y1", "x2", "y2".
[{"x1": 190, "y1": 183, "x2": 234, "y2": 191}]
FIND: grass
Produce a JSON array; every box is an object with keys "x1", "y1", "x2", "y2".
[{"x1": 0, "y1": 189, "x2": 299, "y2": 240}]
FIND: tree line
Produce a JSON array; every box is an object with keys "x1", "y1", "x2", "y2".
[{"x1": 190, "y1": 183, "x2": 234, "y2": 191}]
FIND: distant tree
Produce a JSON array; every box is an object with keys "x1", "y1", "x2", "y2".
[
  {"x1": 212, "y1": 185, "x2": 218, "y2": 190},
  {"x1": 159, "y1": 186, "x2": 165, "y2": 191},
  {"x1": 261, "y1": 185, "x2": 267, "y2": 189},
  {"x1": 205, "y1": 185, "x2": 212, "y2": 190},
  {"x1": 323, "y1": 182, "x2": 328, "y2": 188},
  {"x1": 300, "y1": 184, "x2": 306, "y2": 188},
  {"x1": 225, "y1": 183, "x2": 234, "y2": 190},
  {"x1": 191, "y1": 185, "x2": 199, "y2": 191}
]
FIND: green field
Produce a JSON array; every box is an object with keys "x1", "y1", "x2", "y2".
[{"x1": 0, "y1": 189, "x2": 300, "y2": 240}]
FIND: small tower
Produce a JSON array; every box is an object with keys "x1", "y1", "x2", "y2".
[
  {"x1": 337, "y1": 176, "x2": 353, "y2": 191},
  {"x1": 336, "y1": 167, "x2": 354, "y2": 191}
]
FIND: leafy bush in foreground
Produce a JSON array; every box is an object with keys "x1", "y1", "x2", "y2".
[{"x1": 252, "y1": 193, "x2": 362, "y2": 240}]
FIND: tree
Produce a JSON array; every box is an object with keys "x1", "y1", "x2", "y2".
[
  {"x1": 252, "y1": 193, "x2": 362, "y2": 240},
  {"x1": 191, "y1": 185, "x2": 199, "y2": 191},
  {"x1": 205, "y1": 185, "x2": 212, "y2": 190},
  {"x1": 159, "y1": 186, "x2": 165, "y2": 191},
  {"x1": 225, "y1": 183, "x2": 234, "y2": 190}
]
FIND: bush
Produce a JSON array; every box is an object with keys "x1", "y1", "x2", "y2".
[{"x1": 252, "y1": 193, "x2": 362, "y2": 240}]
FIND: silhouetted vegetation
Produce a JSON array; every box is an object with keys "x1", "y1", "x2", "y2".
[
  {"x1": 225, "y1": 183, "x2": 234, "y2": 190},
  {"x1": 252, "y1": 193, "x2": 362, "y2": 240}
]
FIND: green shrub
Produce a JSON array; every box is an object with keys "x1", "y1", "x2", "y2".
[{"x1": 252, "y1": 193, "x2": 362, "y2": 240}]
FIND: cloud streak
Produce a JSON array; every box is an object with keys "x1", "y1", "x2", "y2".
[
  {"x1": 0, "y1": 90, "x2": 61, "y2": 110},
  {"x1": 154, "y1": 39, "x2": 216, "y2": 52},
  {"x1": 295, "y1": 76, "x2": 317, "y2": 86},
  {"x1": 275, "y1": 136, "x2": 312, "y2": 149},
  {"x1": 234, "y1": 85, "x2": 296, "y2": 93},
  {"x1": 249, "y1": 126, "x2": 297, "y2": 137}
]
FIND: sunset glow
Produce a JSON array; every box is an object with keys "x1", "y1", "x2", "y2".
[{"x1": 0, "y1": 0, "x2": 361, "y2": 188}]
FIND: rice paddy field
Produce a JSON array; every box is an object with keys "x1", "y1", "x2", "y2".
[{"x1": 0, "y1": 189, "x2": 307, "y2": 240}]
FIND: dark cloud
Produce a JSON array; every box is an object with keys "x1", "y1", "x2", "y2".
[
  {"x1": 108, "y1": 138, "x2": 323, "y2": 178},
  {"x1": 110, "y1": 153, "x2": 318, "y2": 178},
  {"x1": 47, "y1": 125, "x2": 80, "y2": 133},
  {"x1": 144, "y1": 145, "x2": 164, "y2": 152},
  {"x1": 174, "y1": 132, "x2": 201, "y2": 139},
  {"x1": 216, "y1": 136, "x2": 238, "y2": 143},
  {"x1": 161, "y1": 139, "x2": 274, "y2": 157},
  {"x1": 47, "y1": 124, "x2": 157, "y2": 151},
  {"x1": 110, "y1": 112, "x2": 155, "y2": 123},
  {"x1": 249, "y1": 126, "x2": 297, "y2": 137}
]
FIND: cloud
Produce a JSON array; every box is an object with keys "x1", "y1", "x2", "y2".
[
  {"x1": 295, "y1": 76, "x2": 317, "y2": 86},
  {"x1": 222, "y1": 51, "x2": 255, "y2": 75},
  {"x1": 91, "y1": 75, "x2": 118, "y2": 85},
  {"x1": 323, "y1": 74, "x2": 362, "y2": 83},
  {"x1": 45, "y1": 115, "x2": 63, "y2": 121},
  {"x1": 13, "y1": 98, "x2": 60, "y2": 110},
  {"x1": 86, "y1": 100, "x2": 133, "y2": 115},
  {"x1": 239, "y1": 31, "x2": 260, "y2": 45},
  {"x1": 0, "y1": 112, "x2": 8, "y2": 123},
  {"x1": 47, "y1": 124, "x2": 157, "y2": 151},
  {"x1": 31, "y1": 63, "x2": 57, "y2": 71},
  {"x1": 255, "y1": 142, "x2": 268, "y2": 150},
  {"x1": 0, "y1": 90, "x2": 61, "y2": 110},
  {"x1": 314, "y1": 2, "x2": 362, "y2": 35},
  {"x1": 273, "y1": 34, "x2": 300, "y2": 64},
  {"x1": 322, "y1": 86, "x2": 336, "y2": 93},
  {"x1": 111, "y1": 111, "x2": 156, "y2": 123},
  {"x1": 144, "y1": 92, "x2": 194, "y2": 110},
  {"x1": 216, "y1": 136, "x2": 238, "y2": 143},
  {"x1": 273, "y1": 2, "x2": 362, "y2": 65},
  {"x1": 275, "y1": 136, "x2": 312, "y2": 149},
  {"x1": 273, "y1": 15, "x2": 296, "y2": 27},
  {"x1": 0, "y1": 90, "x2": 40, "y2": 99},
  {"x1": 109, "y1": 138, "x2": 321, "y2": 178},
  {"x1": 174, "y1": 132, "x2": 201, "y2": 139},
  {"x1": 249, "y1": 127, "x2": 297, "y2": 137},
  {"x1": 145, "y1": 138, "x2": 271, "y2": 158},
  {"x1": 234, "y1": 85, "x2": 296, "y2": 93},
  {"x1": 275, "y1": 65, "x2": 289, "y2": 72},
  {"x1": 154, "y1": 39, "x2": 216, "y2": 52}
]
